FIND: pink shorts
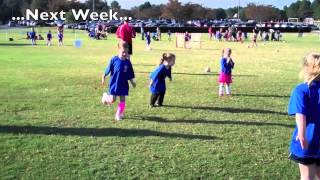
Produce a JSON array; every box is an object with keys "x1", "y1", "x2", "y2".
[{"x1": 218, "y1": 73, "x2": 232, "y2": 84}]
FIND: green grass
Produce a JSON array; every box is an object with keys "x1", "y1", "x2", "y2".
[{"x1": 0, "y1": 27, "x2": 320, "y2": 179}]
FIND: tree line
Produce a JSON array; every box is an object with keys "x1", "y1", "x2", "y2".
[{"x1": 0, "y1": 0, "x2": 319, "y2": 24}]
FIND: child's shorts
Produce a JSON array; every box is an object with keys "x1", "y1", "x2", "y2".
[
  {"x1": 289, "y1": 153, "x2": 320, "y2": 166},
  {"x1": 218, "y1": 73, "x2": 232, "y2": 84}
]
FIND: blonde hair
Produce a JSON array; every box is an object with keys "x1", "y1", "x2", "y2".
[
  {"x1": 222, "y1": 48, "x2": 232, "y2": 55},
  {"x1": 300, "y1": 53, "x2": 320, "y2": 85},
  {"x1": 222, "y1": 48, "x2": 232, "y2": 63},
  {"x1": 159, "y1": 53, "x2": 176, "y2": 65}
]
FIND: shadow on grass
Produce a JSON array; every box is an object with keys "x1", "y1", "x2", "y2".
[
  {"x1": 131, "y1": 116, "x2": 294, "y2": 128},
  {"x1": 136, "y1": 72, "x2": 256, "y2": 77},
  {"x1": 0, "y1": 43, "x2": 72, "y2": 47},
  {"x1": 132, "y1": 64, "x2": 156, "y2": 67},
  {"x1": 164, "y1": 105, "x2": 287, "y2": 116},
  {"x1": 0, "y1": 43, "x2": 32, "y2": 46},
  {"x1": 0, "y1": 125, "x2": 217, "y2": 140},
  {"x1": 233, "y1": 93, "x2": 290, "y2": 98}
]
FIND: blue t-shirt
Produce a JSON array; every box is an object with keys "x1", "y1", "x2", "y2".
[
  {"x1": 29, "y1": 31, "x2": 36, "y2": 39},
  {"x1": 47, "y1": 33, "x2": 52, "y2": 40},
  {"x1": 288, "y1": 81, "x2": 320, "y2": 158},
  {"x1": 150, "y1": 64, "x2": 171, "y2": 94},
  {"x1": 105, "y1": 56, "x2": 135, "y2": 96},
  {"x1": 89, "y1": 31, "x2": 95, "y2": 38},
  {"x1": 220, "y1": 58, "x2": 234, "y2": 74},
  {"x1": 58, "y1": 33, "x2": 63, "y2": 40},
  {"x1": 146, "y1": 34, "x2": 151, "y2": 44}
]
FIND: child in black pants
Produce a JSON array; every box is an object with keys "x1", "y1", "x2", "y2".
[{"x1": 149, "y1": 53, "x2": 175, "y2": 107}]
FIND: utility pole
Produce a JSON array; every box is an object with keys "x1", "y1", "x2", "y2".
[
  {"x1": 238, "y1": 0, "x2": 240, "y2": 19},
  {"x1": 93, "y1": 0, "x2": 95, "y2": 12}
]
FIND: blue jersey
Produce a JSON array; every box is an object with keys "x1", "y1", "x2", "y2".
[
  {"x1": 288, "y1": 81, "x2": 320, "y2": 158},
  {"x1": 220, "y1": 58, "x2": 234, "y2": 74},
  {"x1": 47, "y1": 33, "x2": 52, "y2": 40},
  {"x1": 29, "y1": 31, "x2": 36, "y2": 39},
  {"x1": 146, "y1": 34, "x2": 151, "y2": 44},
  {"x1": 105, "y1": 56, "x2": 135, "y2": 96},
  {"x1": 150, "y1": 64, "x2": 171, "y2": 94},
  {"x1": 58, "y1": 33, "x2": 63, "y2": 40}
]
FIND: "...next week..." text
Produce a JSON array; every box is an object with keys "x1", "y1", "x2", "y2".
[{"x1": 25, "y1": 9, "x2": 119, "y2": 21}]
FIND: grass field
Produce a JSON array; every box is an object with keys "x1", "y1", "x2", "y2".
[{"x1": 0, "y1": 27, "x2": 319, "y2": 179}]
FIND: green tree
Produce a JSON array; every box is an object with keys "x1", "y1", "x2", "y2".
[
  {"x1": 298, "y1": 0, "x2": 313, "y2": 19},
  {"x1": 286, "y1": 1, "x2": 301, "y2": 18},
  {"x1": 211, "y1": 8, "x2": 227, "y2": 20},
  {"x1": 161, "y1": 0, "x2": 183, "y2": 20},
  {"x1": 110, "y1": 0, "x2": 120, "y2": 11},
  {"x1": 245, "y1": 3, "x2": 280, "y2": 22},
  {"x1": 65, "y1": 11, "x2": 76, "y2": 23},
  {"x1": 85, "y1": 0, "x2": 109, "y2": 12},
  {"x1": 312, "y1": 0, "x2": 320, "y2": 19},
  {"x1": 139, "y1": 1, "x2": 151, "y2": 11},
  {"x1": 226, "y1": 7, "x2": 238, "y2": 18},
  {"x1": 30, "y1": 0, "x2": 48, "y2": 11}
]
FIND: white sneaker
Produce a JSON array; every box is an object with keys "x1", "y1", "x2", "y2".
[
  {"x1": 120, "y1": 113, "x2": 124, "y2": 119},
  {"x1": 115, "y1": 114, "x2": 122, "y2": 121},
  {"x1": 102, "y1": 92, "x2": 110, "y2": 105}
]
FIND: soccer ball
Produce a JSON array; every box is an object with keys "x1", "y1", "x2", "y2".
[{"x1": 205, "y1": 67, "x2": 211, "y2": 73}]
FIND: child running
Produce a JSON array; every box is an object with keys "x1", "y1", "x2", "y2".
[
  {"x1": 288, "y1": 53, "x2": 320, "y2": 180},
  {"x1": 218, "y1": 48, "x2": 235, "y2": 96},
  {"x1": 47, "y1": 30, "x2": 52, "y2": 46},
  {"x1": 101, "y1": 42, "x2": 136, "y2": 121},
  {"x1": 149, "y1": 53, "x2": 175, "y2": 107}
]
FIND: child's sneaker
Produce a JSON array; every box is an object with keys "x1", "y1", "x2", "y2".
[
  {"x1": 119, "y1": 113, "x2": 124, "y2": 119},
  {"x1": 115, "y1": 114, "x2": 122, "y2": 121},
  {"x1": 101, "y1": 92, "x2": 108, "y2": 105}
]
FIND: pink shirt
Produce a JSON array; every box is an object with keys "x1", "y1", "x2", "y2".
[{"x1": 116, "y1": 23, "x2": 136, "y2": 43}]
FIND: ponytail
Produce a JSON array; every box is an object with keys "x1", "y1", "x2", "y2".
[
  {"x1": 158, "y1": 53, "x2": 176, "y2": 66},
  {"x1": 159, "y1": 53, "x2": 167, "y2": 65}
]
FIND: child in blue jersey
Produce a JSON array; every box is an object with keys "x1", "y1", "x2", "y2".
[
  {"x1": 58, "y1": 32, "x2": 63, "y2": 46},
  {"x1": 145, "y1": 32, "x2": 151, "y2": 50},
  {"x1": 218, "y1": 48, "x2": 235, "y2": 96},
  {"x1": 47, "y1": 30, "x2": 52, "y2": 46},
  {"x1": 57, "y1": 24, "x2": 64, "y2": 46},
  {"x1": 101, "y1": 42, "x2": 136, "y2": 121},
  {"x1": 288, "y1": 53, "x2": 320, "y2": 179},
  {"x1": 29, "y1": 28, "x2": 36, "y2": 46},
  {"x1": 149, "y1": 53, "x2": 175, "y2": 107}
]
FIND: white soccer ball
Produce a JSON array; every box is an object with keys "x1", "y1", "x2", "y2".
[{"x1": 205, "y1": 67, "x2": 211, "y2": 73}]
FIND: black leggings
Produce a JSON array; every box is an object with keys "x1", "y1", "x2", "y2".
[{"x1": 150, "y1": 92, "x2": 165, "y2": 106}]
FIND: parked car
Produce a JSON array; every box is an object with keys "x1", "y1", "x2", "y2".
[
  {"x1": 7, "y1": 21, "x2": 16, "y2": 27},
  {"x1": 78, "y1": 22, "x2": 87, "y2": 30}
]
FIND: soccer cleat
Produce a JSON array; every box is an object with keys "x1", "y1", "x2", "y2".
[
  {"x1": 120, "y1": 113, "x2": 124, "y2": 119},
  {"x1": 115, "y1": 114, "x2": 122, "y2": 121},
  {"x1": 101, "y1": 92, "x2": 108, "y2": 105}
]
